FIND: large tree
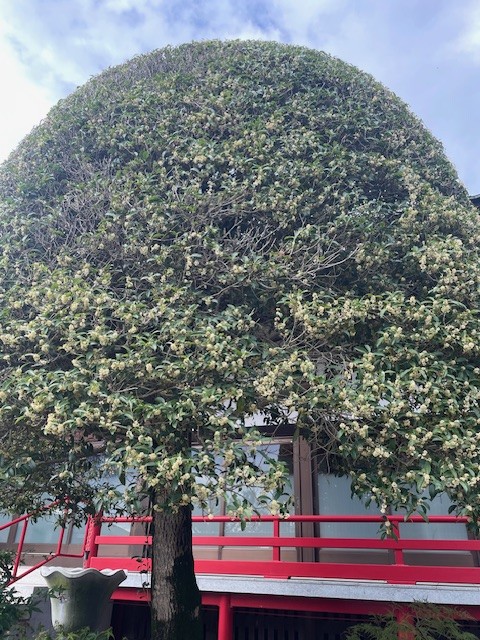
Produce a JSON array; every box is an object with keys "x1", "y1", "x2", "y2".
[{"x1": 0, "y1": 40, "x2": 479, "y2": 639}]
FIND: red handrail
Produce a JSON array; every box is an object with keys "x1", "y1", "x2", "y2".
[
  {"x1": 86, "y1": 513, "x2": 480, "y2": 586},
  {"x1": 1, "y1": 506, "x2": 87, "y2": 585},
  {"x1": 98, "y1": 514, "x2": 471, "y2": 523},
  {"x1": 6, "y1": 511, "x2": 477, "y2": 588}
]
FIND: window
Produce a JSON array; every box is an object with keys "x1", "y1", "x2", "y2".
[{"x1": 192, "y1": 439, "x2": 296, "y2": 561}]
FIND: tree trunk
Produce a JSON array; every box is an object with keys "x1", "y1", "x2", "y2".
[{"x1": 150, "y1": 498, "x2": 202, "y2": 640}]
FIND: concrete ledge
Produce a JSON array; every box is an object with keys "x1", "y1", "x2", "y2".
[
  {"x1": 12, "y1": 568, "x2": 480, "y2": 607},
  {"x1": 201, "y1": 575, "x2": 480, "y2": 606}
]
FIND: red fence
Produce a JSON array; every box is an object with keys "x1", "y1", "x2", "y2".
[
  {"x1": 84, "y1": 513, "x2": 480, "y2": 586},
  {"x1": 1, "y1": 507, "x2": 86, "y2": 585},
  {"x1": 5, "y1": 511, "x2": 479, "y2": 640},
  {"x1": 5, "y1": 511, "x2": 479, "y2": 586}
]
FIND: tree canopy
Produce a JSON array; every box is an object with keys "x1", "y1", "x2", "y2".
[{"x1": 0, "y1": 39, "x2": 479, "y2": 527}]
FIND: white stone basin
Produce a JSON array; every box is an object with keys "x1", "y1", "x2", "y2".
[{"x1": 41, "y1": 567, "x2": 127, "y2": 632}]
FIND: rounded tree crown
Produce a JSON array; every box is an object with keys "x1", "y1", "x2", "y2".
[{"x1": 0, "y1": 41, "x2": 479, "y2": 523}]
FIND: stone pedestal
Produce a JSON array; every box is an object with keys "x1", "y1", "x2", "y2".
[{"x1": 41, "y1": 567, "x2": 126, "y2": 632}]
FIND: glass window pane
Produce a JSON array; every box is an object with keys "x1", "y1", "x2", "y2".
[
  {"x1": 15, "y1": 513, "x2": 60, "y2": 544},
  {"x1": 0, "y1": 513, "x2": 13, "y2": 543},
  {"x1": 101, "y1": 521, "x2": 132, "y2": 537},
  {"x1": 399, "y1": 493, "x2": 468, "y2": 540},
  {"x1": 69, "y1": 524, "x2": 87, "y2": 545},
  {"x1": 192, "y1": 509, "x2": 221, "y2": 537},
  {"x1": 316, "y1": 474, "x2": 381, "y2": 538},
  {"x1": 224, "y1": 442, "x2": 294, "y2": 537}
]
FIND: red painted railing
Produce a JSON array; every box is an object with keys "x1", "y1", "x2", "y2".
[
  {"x1": 84, "y1": 513, "x2": 480, "y2": 586},
  {"x1": 4, "y1": 511, "x2": 477, "y2": 640},
  {"x1": 1, "y1": 507, "x2": 86, "y2": 585}
]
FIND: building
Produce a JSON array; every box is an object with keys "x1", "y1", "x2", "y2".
[{"x1": 4, "y1": 432, "x2": 480, "y2": 639}]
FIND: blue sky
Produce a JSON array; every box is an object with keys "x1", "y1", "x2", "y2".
[{"x1": 0, "y1": 0, "x2": 479, "y2": 194}]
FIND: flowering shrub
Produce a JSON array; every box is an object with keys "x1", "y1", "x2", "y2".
[
  {"x1": 344, "y1": 604, "x2": 477, "y2": 640},
  {"x1": 0, "y1": 40, "x2": 478, "y2": 525},
  {"x1": 0, "y1": 551, "x2": 38, "y2": 637}
]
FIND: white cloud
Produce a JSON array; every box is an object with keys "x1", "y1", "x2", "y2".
[
  {"x1": 455, "y1": 1, "x2": 480, "y2": 62},
  {"x1": 102, "y1": 0, "x2": 155, "y2": 12},
  {"x1": 0, "y1": 25, "x2": 53, "y2": 161},
  {"x1": 268, "y1": 0, "x2": 348, "y2": 46}
]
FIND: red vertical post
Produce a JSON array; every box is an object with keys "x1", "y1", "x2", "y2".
[
  {"x1": 218, "y1": 593, "x2": 233, "y2": 640},
  {"x1": 55, "y1": 506, "x2": 72, "y2": 557},
  {"x1": 272, "y1": 518, "x2": 281, "y2": 561},
  {"x1": 55, "y1": 524, "x2": 66, "y2": 557},
  {"x1": 83, "y1": 513, "x2": 102, "y2": 568},
  {"x1": 396, "y1": 606, "x2": 414, "y2": 640},
  {"x1": 13, "y1": 519, "x2": 29, "y2": 578}
]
